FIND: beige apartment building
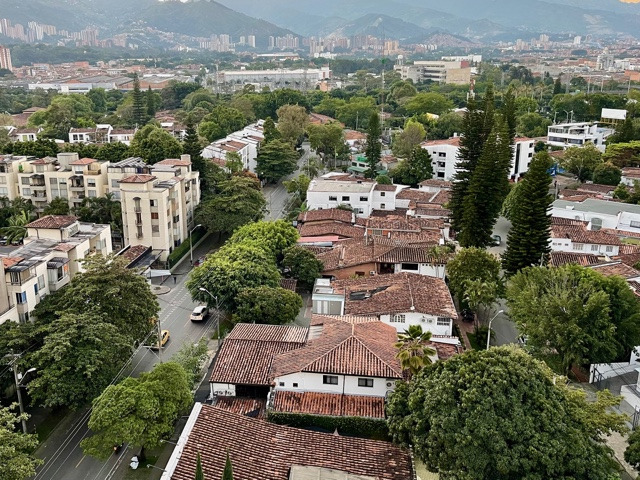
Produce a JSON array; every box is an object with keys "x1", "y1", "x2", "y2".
[
  {"x1": 2, "y1": 153, "x2": 200, "y2": 262},
  {"x1": 0, "y1": 215, "x2": 112, "y2": 324},
  {"x1": 119, "y1": 156, "x2": 200, "y2": 261}
]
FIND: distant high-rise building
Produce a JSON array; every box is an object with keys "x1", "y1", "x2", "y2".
[
  {"x1": 573, "y1": 36, "x2": 582, "y2": 45},
  {"x1": 247, "y1": 35, "x2": 256, "y2": 48},
  {"x1": 0, "y1": 46, "x2": 12, "y2": 71}
]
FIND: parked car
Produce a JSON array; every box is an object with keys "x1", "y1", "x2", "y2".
[
  {"x1": 190, "y1": 305, "x2": 210, "y2": 322},
  {"x1": 491, "y1": 235, "x2": 502, "y2": 246},
  {"x1": 151, "y1": 330, "x2": 170, "y2": 350}
]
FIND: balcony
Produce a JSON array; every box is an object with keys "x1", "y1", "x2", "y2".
[{"x1": 31, "y1": 193, "x2": 48, "y2": 202}]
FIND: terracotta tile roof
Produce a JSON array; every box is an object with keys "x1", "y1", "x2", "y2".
[
  {"x1": 576, "y1": 183, "x2": 615, "y2": 195},
  {"x1": 69, "y1": 157, "x2": 97, "y2": 165},
  {"x1": 213, "y1": 397, "x2": 266, "y2": 418},
  {"x1": 310, "y1": 314, "x2": 379, "y2": 326},
  {"x1": 590, "y1": 262, "x2": 640, "y2": 279},
  {"x1": 629, "y1": 281, "x2": 640, "y2": 297},
  {"x1": 298, "y1": 209, "x2": 353, "y2": 224},
  {"x1": 374, "y1": 184, "x2": 397, "y2": 191},
  {"x1": 386, "y1": 230, "x2": 444, "y2": 244},
  {"x1": 169, "y1": 405, "x2": 413, "y2": 480},
  {"x1": 271, "y1": 391, "x2": 386, "y2": 419},
  {"x1": 620, "y1": 245, "x2": 640, "y2": 255},
  {"x1": 559, "y1": 189, "x2": 599, "y2": 199},
  {"x1": 308, "y1": 113, "x2": 342, "y2": 125},
  {"x1": 344, "y1": 129, "x2": 366, "y2": 141},
  {"x1": 371, "y1": 208, "x2": 409, "y2": 217},
  {"x1": 619, "y1": 252, "x2": 640, "y2": 267},
  {"x1": 551, "y1": 225, "x2": 622, "y2": 246},
  {"x1": 298, "y1": 223, "x2": 365, "y2": 239},
  {"x1": 601, "y1": 228, "x2": 640, "y2": 239},
  {"x1": 358, "y1": 215, "x2": 443, "y2": 232},
  {"x1": 429, "y1": 189, "x2": 451, "y2": 205},
  {"x1": 26, "y1": 215, "x2": 77, "y2": 229},
  {"x1": 119, "y1": 174, "x2": 156, "y2": 184},
  {"x1": 333, "y1": 272, "x2": 457, "y2": 318},
  {"x1": 430, "y1": 339, "x2": 463, "y2": 360},
  {"x1": 419, "y1": 179, "x2": 452, "y2": 188},
  {"x1": 551, "y1": 217, "x2": 587, "y2": 227},
  {"x1": 119, "y1": 245, "x2": 149, "y2": 265},
  {"x1": 1, "y1": 257, "x2": 23, "y2": 269},
  {"x1": 423, "y1": 137, "x2": 461, "y2": 147},
  {"x1": 110, "y1": 129, "x2": 135, "y2": 135},
  {"x1": 414, "y1": 206, "x2": 451, "y2": 218},
  {"x1": 271, "y1": 321, "x2": 402, "y2": 379},
  {"x1": 53, "y1": 243, "x2": 76, "y2": 252},
  {"x1": 377, "y1": 245, "x2": 449, "y2": 264},
  {"x1": 549, "y1": 252, "x2": 602, "y2": 267},
  {"x1": 156, "y1": 158, "x2": 191, "y2": 166},
  {"x1": 396, "y1": 189, "x2": 433, "y2": 202},
  {"x1": 210, "y1": 324, "x2": 308, "y2": 386},
  {"x1": 623, "y1": 167, "x2": 640, "y2": 179}
]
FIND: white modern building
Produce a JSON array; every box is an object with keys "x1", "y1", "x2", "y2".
[
  {"x1": 215, "y1": 67, "x2": 331, "y2": 92},
  {"x1": 202, "y1": 120, "x2": 265, "y2": 173},
  {"x1": 394, "y1": 59, "x2": 472, "y2": 85},
  {"x1": 552, "y1": 198, "x2": 640, "y2": 235},
  {"x1": 550, "y1": 222, "x2": 621, "y2": 256},
  {"x1": 422, "y1": 136, "x2": 535, "y2": 181},
  {"x1": 547, "y1": 122, "x2": 614, "y2": 152}
]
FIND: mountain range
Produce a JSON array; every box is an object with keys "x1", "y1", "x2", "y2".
[{"x1": 0, "y1": 0, "x2": 639, "y2": 45}]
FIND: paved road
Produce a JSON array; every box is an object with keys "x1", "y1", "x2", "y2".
[{"x1": 32, "y1": 237, "x2": 220, "y2": 480}]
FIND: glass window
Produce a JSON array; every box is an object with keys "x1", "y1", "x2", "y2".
[
  {"x1": 341, "y1": 196, "x2": 350, "y2": 201},
  {"x1": 323, "y1": 375, "x2": 338, "y2": 385},
  {"x1": 591, "y1": 245, "x2": 599, "y2": 252},
  {"x1": 360, "y1": 196, "x2": 368, "y2": 201},
  {"x1": 329, "y1": 196, "x2": 337, "y2": 201},
  {"x1": 50, "y1": 178, "x2": 57, "y2": 185},
  {"x1": 631, "y1": 221, "x2": 640, "y2": 229},
  {"x1": 391, "y1": 314, "x2": 405, "y2": 323},
  {"x1": 573, "y1": 243, "x2": 584, "y2": 251},
  {"x1": 380, "y1": 192, "x2": 385, "y2": 197},
  {"x1": 606, "y1": 246, "x2": 613, "y2": 253},
  {"x1": 358, "y1": 378, "x2": 374, "y2": 388},
  {"x1": 21, "y1": 177, "x2": 29, "y2": 185},
  {"x1": 437, "y1": 317, "x2": 450, "y2": 326}
]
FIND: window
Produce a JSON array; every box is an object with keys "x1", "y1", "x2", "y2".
[
  {"x1": 372, "y1": 229, "x2": 383, "y2": 236},
  {"x1": 88, "y1": 190, "x2": 96, "y2": 197},
  {"x1": 34, "y1": 283, "x2": 39, "y2": 295},
  {"x1": 323, "y1": 375, "x2": 338, "y2": 385},
  {"x1": 15, "y1": 292, "x2": 26, "y2": 305},
  {"x1": 38, "y1": 275, "x2": 45, "y2": 290},
  {"x1": 329, "y1": 195, "x2": 337, "y2": 201},
  {"x1": 111, "y1": 179, "x2": 119, "y2": 188},
  {"x1": 293, "y1": 383, "x2": 298, "y2": 387},
  {"x1": 437, "y1": 317, "x2": 450, "y2": 326},
  {"x1": 573, "y1": 243, "x2": 584, "y2": 251},
  {"x1": 0, "y1": 187, "x2": 7, "y2": 196},
  {"x1": 279, "y1": 382, "x2": 285, "y2": 387},
  {"x1": 358, "y1": 378, "x2": 374, "y2": 388},
  {"x1": 150, "y1": 199, "x2": 157, "y2": 207},
  {"x1": 391, "y1": 314, "x2": 406, "y2": 323},
  {"x1": 10, "y1": 271, "x2": 21, "y2": 285},
  {"x1": 401, "y1": 263, "x2": 419, "y2": 271},
  {"x1": 341, "y1": 196, "x2": 350, "y2": 201},
  {"x1": 151, "y1": 213, "x2": 159, "y2": 220},
  {"x1": 380, "y1": 192, "x2": 385, "y2": 197},
  {"x1": 631, "y1": 221, "x2": 640, "y2": 229},
  {"x1": 0, "y1": 177, "x2": 5, "y2": 184},
  {"x1": 21, "y1": 177, "x2": 29, "y2": 185},
  {"x1": 591, "y1": 245, "x2": 599, "y2": 252},
  {"x1": 360, "y1": 196, "x2": 368, "y2": 201},
  {"x1": 22, "y1": 188, "x2": 30, "y2": 196},
  {"x1": 87, "y1": 179, "x2": 96, "y2": 187},
  {"x1": 49, "y1": 178, "x2": 57, "y2": 185},
  {"x1": 606, "y1": 245, "x2": 614, "y2": 253},
  {"x1": 380, "y1": 203, "x2": 386, "y2": 209}
]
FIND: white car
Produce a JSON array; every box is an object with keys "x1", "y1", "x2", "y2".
[{"x1": 190, "y1": 305, "x2": 209, "y2": 322}]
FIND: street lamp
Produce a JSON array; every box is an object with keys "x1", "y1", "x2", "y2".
[
  {"x1": 189, "y1": 224, "x2": 202, "y2": 266},
  {"x1": 486, "y1": 310, "x2": 505, "y2": 351},
  {"x1": 199, "y1": 287, "x2": 221, "y2": 341},
  {"x1": 13, "y1": 366, "x2": 36, "y2": 433}
]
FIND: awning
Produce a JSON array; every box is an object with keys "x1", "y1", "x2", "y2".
[{"x1": 47, "y1": 257, "x2": 70, "y2": 269}]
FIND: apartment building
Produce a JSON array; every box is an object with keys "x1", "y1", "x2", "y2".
[
  {"x1": 68, "y1": 125, "x2": 136, "y2": 145},
  {"x1": 547, "y1": 122, "x2": 614, "y2": 152},
  {"x1": 202, "y1": 120, "x2": 264, "y2": 173},
  {"x1": 119, "y1": 156, "x2": 200, "y2": 261},
  {"x1": 0, "y1": 45, "x2": 13, "y2": 71},
  {"x1": 422, "y1": 136, "x2": 535, "y2": 181},
  {"x1": 0, "y1": 215, "x2": 112, "y2": 324},
  {"x1": 0, "y1": 155, "x2": 31, "y2": 200},
  {"x1": 394, "y1": 59, "x2": 472, "y2": 85},
  {"x1": 10, "y1": 128, "x2": 41, "y2": 142}
]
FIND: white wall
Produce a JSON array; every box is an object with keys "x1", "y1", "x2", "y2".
[
  {"x1": 274, "y1": 372, "x2": 395, "y2": 397},
  {"x1": 211, "y1": 383, "x2": 236, "y2": 397},
  {"x1": 393, "y1": 263, "x2": 446, "y2": 279},
  {"x1": 306, "y1": 191, "x2": 373, "y2": 217},
  {"x1": 380, "y1": 311, "x2": 453, "y2": 336}
]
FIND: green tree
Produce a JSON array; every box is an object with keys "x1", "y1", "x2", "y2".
[
  {"x1": 227, "y1": 220, "x2": 299, "y2": 259},
  {"x1": 263, "y1": 117, "x2": 280, "y2": 143},
  {"x1": 33, "y1": 255, "x2": 159, "y2": 345},
  {"x1": 234, "y1": 286, "x2": 302, "y2": 324},
  {"x1": 560, "y1": 144, "x2": 603, "y2": 182},
  {"x1": 81, "y1": 362, "x2": 192, "y2": 461},
  {"x1": 553, "y1": 76, "x2": 563, "y2": 95},
  {"x1": 306, "y1": 122, "x2": 344, "y2": 159},
  {"x1": 198, "y1": 106, "x2": 246, "y2": 143},
  {"x1": 222, "y1": 451, "x2": 234, "y2": 480},
  {"x1": 282, "y1": 245, "x2": 324, "y2": 289},
  {"x1": 7, "y1": 139, "x2": 59, "y2": 157},
  {"x1": 335, "y1": 97, "x2": 377, "y2": 129},
  {"x1": 387, "y1": 347, "x2": 626, "y2": 480},
  {"x1": 195, "y1": 176, "x2": 265, "y2": 234},
  {"x1": 87, "y1": 88, "x2": 108, "y2": 113},
  {"x1": 392, "y1": 119, "x2": 426, "y2": 159},
  {"x1": 170, "y1": 338, "x2": 209, "y2": 389},
  {"x1": 195, "y1": 452, "x2": 205, "y2": 480},
  {"x1": 624, "y1": 429, "x2": 640, "y2": 470},
  {"x1": 313, "y1": 97, "x2": 346, "y2": 118},
  {"x1": 131, "y1": 73, "x2": 147, "y2": 127},
  {"x1": 28, "y1": 312, "x2": 131, "y2": 409},
  {"x1": 225, "y1": 151, "x2": 244, "y2": 174},
  {"x1": 42, "y1": 197, "x2": 70, "y2": 216},
  {"x1": 365, "y1": 112, "x2": 381, "y2": 178},
  {"x1": 146, "y1": 86, "x2": 158, "y2": 119},
  {"x1": 592, "y1": 162, "x2": 622, "y2": 186},
  {"x1": 0, "y1": 405, "x2": 42, "y2": 480},
  {"x1": 427, "y1": 112, "x2": 464, "y2": 140},
  {"x1": 73, "y1": 193, "x2": 122, "y2": 234},
  {"x1": 394, "y1": 325, "x2": 436, "y2": 377},
  {"x1": 375, "y1": 174, "x2": 392, "y2": 185},
  {"x1": 276, "y1": 104, "x2": 308, "y2": 146},
  {"x1": 608, "y1": 116, "x2": 636, "y2": 145},
  {"x1": 404, "y1": 92, "x2": 454, "y2": 116},
  {"x1": 95, "y1": 142, "x2": 130, "y2": 163},
  {"x1": 506, "y1": 264, "x2": 640, "y2": 372},
  {"x1": 516, "y1": 112, "x2": 552, "y2": 138},
  {"x1": 187, "y1": 243, "x2": 280, "y2": 311},
  {"x1": 502, "y1": 152, "x2": 553, "y2": 275},
  {"x1": 602, "y1": 140, "x2": 640, "y2": 168},
  {"x1": 1, "y1": 210, "x2": 32, "y2": 244},
  {"x1": 447, "y1": 248, "x2": 503, "y2": 310},
  {"x1": 284, "y1": 174, "x2": 311, "y2": 203},
  {"x1": 256, "y1": 139, "x2": 299, "y2": 183},
  {"x1": 130, "y1": 125, "x2": 182, "y2": 164},
  {"x1": 390, "y1": 146, "x2": 433, "y2": 187}
]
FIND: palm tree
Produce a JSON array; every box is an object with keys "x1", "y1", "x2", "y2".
[
  {"x1": 394, "y1": 325, "x2": 436, "y2": 377},
  {"x1": 1, "y1": 210, "x2": 31, "y2": 244}
]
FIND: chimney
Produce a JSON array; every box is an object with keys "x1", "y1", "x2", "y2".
[{"x1": 180, "y1": 154, "x2": 191, "y2": 163}]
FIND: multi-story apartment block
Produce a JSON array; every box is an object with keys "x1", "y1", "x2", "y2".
[
  {"x1": 202, "y1": 120, "x2": 264, "y2": 173},
  {"x1": 119, "y1": 156, "x2": 199, "y2": 261},
  {"x1": 0, "y1": 215, "x2": 112, "y2": 324},
  {"x1": 547, "y1": 122, "x2": 614, "y2": 152},
  {"x1": 394, "y1": 59, "x2": 472, "y2": 85},
  {"x1": 10, "y1": 127, "x2": 41, "y2": 142},
  {"x1": 0, "y1": 45, "x2": 12, "y2": 71},
  {"x1": 0, "y1": 155, "x2": 31, "y2": 200},
  {"x1": 422, "y1": 136, "x2": 535, "y2": 181},
  {"x1": 69, "y1": 124, "x2": 135, "y2": 145}
]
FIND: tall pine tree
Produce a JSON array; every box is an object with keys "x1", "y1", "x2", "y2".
[
  {"x1": 195, "y1": 452, "x2": 205, "y2": 480},
  {"x1": 502, "y1": 152, "x2": 553, "y2": 275},
  {"x1": 501, "y1": 87, "x2": 517, "y2": 143},
  {"x1": 131, "y1": 73, "x2": 146, "y2": 127},
  {"x1": 263, "y1": 117, "x2": 280, "y2": 143},
  {"x1": 222, "y1": 451, "x2": 234, "y2": 480},
  {"x1": 146, "y1": 86, "x2": 157, "y2": 119},
  {"x1": 365, "y1": 112, "x2": 382, "y2": 178}
]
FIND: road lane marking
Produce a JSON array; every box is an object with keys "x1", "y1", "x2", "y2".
[{"x1": 75, "y1": 455, "x2": 85, "y2": 468}]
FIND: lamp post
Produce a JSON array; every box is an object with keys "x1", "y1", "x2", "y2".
[
  {"x1": 189, "y1": 224, "x2": 202, "y2": 266},
  {"x1": 12, "y1": 365, "x2": 36, "y2": 433},
  {"x1": 486, "y1": 310, "x2": 505, "y2": 351},
  {"x1": 199, "y1": 287, "x2": 221, "y2": 341}
]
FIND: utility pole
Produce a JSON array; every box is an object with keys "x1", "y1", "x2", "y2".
[
  {"x1": 6, "y1": 353, "x2": 30, "y2": 434},
  {"x1": 156, "y1": 316, "x2": 163, "y2": 362}
]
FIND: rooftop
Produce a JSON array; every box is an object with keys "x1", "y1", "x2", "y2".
[
  {"x1": 26, "y1": 215, "x2": 77, "y2": 229},
  {"x1": 308, "y1": 179, "x2": 375, "y2": 194},
  {"x1": 590, "y1": 262, "x2": 640, "y2": 280},
  {"x1": 549, "y1": 251, "x2": 602, "y2": 267},
  {"x1": 298, "y1": 208, "x2": 353, "y2": 224},
  {"x1": 551, "y1": 225, "x2": 622, "y2": 246},
  {"x1": 553, "y1": 198, "x2": 640, "y2": 216},
  {"x1": 271, "y1": 391, "x2": 385, "y2": 419},
  {"x1": 166, "y1": 404, "x2": 412, "y2": 480},
  {"x1": 119, "y1": 174, "x2": 156, "y2": 184}
]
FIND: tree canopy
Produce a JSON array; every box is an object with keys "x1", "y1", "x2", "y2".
[
  {"x1": 234, "y1": 286, "x2": 303, "y2": 325},
  {"x1": 0, "y1": 406, "x2": 42, "y2": 480},
  {"x1": 130, "y1": 125, "x2": 182, "y2": 164},
  {"x1": 227, "y1": 220, "x2": 299, "y2": 259},
  {"x1": 387, "y1": 346, "x2": 627, "y2": 480},
  {"x1": 282, "y1": 245, "x2": 324, "y2": 289}
]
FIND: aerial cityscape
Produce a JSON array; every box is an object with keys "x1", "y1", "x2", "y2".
[{"x1": 2, "y1": 0, "x2": 640, "y2": 479}]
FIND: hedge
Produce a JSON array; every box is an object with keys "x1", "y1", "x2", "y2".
[
  {"x1": 168, "y1": 229, "x2": 207, "y2": 268},
  {"x1": 266, "y1": 411, "x2": 389, "y2": 440}
]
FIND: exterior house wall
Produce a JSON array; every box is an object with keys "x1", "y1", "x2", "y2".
[
  {"x1": 273, "y1": 372, "x2": 393, "y2": 397},
  {"x1": 393, "y1": 262, "x2": 446, "y2": 279},
  {"x1": 380, "y1": 311, "x2": 453, "y2": 336},
  {"x1": 306, "y1": 191, "x2": 373, "y2": 217},
  {"x1": 371, "y1": 190, "x2": 397, "y2": 211},
  {"x1": 211, "y1": 383, "x2": 236, "y2": 397},
  {"x1": 549, "y1": 238, "x2": 619, "y2": 256},
  {"x1": 324, "y1": 263, "x2": 378, "y2": 280},
  {"x1": 312, "y1": 293, "x2": 345, "y2": 315}
]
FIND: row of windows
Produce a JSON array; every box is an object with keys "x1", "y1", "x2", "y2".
[
  {"x1": 321, "y1": 375, "x2": 375, "y2": 387},
  {"x1": 327, "y1": 193, "x2": 386, "y2": 202}
]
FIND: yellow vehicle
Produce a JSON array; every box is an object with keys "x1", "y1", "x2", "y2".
[{"x1": 151, "y1": 330, "x2": 170, "y2": 350}]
